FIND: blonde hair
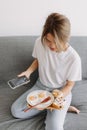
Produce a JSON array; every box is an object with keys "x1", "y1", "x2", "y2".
[{"x1": 41, "y1": 13, "x2": 71, "y2": 48}]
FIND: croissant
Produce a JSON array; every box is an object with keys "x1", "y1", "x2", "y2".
[{"x1": 51, "y1": 102, "x2": 64, "y2": 109}]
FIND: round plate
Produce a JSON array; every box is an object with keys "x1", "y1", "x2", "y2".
[{"x1": 26, "y1": 90, "x2": 54, "y2": 109}]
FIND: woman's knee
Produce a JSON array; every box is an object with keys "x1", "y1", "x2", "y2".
[
  {"x1": 11, "y1": 103, "x2": 21, "y2": 118},
  {"x1": 45, "y1": 110, "x2": 64, "y2": 130},
  {"x1": 11, "y1": 102, "x2": 43, "y2": 119},
  {"x1": 11, "y1": 103, "x2": 18, "y2": 118},
  {"x1": 45, "y1": 120, "x2": 63, "y2": 130}
]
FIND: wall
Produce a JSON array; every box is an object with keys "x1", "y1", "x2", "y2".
[{"x1": 0, "y1": 0, "x2": 87, "y2": 36}]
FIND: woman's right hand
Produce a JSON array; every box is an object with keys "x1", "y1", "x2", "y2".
[{"x1": 18, "y1": 70, "x2": 31, "y2": 79}]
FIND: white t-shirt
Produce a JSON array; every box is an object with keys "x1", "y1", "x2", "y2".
[{"x1": 32, "y1": 37, "x2": 82, "y2": 88}]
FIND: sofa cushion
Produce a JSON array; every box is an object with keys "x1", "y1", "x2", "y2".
[
  {"x1": 71, "y1": 80, "x2": 87, "y2": 107},
  {"x1": 64, "y1": 80, "x2": 87, "y2": 130},
  {"x1": 0, "y1": 36, "x2": 38, "y2": 83}
]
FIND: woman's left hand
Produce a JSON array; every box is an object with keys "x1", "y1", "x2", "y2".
[{"x1": 52, "y1": 89, "x2": 64, "y2": 99}]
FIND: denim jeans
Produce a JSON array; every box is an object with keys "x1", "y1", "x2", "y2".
[{"x1": 11, "y1": 78, "x2": 72, "y2": 130}]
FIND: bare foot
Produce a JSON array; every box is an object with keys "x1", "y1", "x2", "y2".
[{"x1": 68, "y1": 106, "x2": 80, "y2": 114}]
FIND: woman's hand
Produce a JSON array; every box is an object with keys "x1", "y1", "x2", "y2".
[
  {"x1": 52, "y1": 89, "x2": 64, "y2": 100},
  {"x1": 18, "y1": 70, "x2": 31, "y2": 79}
]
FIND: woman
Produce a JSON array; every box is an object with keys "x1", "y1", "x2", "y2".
[{"x1": 11, "y1": 13, "x2": 82, "y2": 130}]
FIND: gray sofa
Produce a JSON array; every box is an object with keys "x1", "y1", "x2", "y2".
[{"x1": 0, "y1": 36, "x2": 87, "y2": 130}]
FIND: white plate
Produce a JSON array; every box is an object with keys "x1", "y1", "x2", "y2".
[{"x1": 26, "y1": 90, "x2": 54, "y2": 109}]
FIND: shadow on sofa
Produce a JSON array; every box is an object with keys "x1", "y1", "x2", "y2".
[{"x1": 0, "y1": 36, "x2": 87, "y2": 130}]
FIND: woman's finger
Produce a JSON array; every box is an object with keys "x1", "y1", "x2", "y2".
[{"x1": 18, "y1": 73, "x2": 24, "y2": 77}]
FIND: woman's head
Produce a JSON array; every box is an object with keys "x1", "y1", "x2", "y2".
[{"x1": 41, "y1": 13, "x2": 71, "y2": 52}]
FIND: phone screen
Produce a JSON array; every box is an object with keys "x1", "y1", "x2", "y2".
[{"x1": 8, "y1": 76, "x2": 30, "y2": 89}]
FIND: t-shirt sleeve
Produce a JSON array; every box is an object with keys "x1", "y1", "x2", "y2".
[
  {"x1": 32, "y1": 38, "x2": 38, "y2": 58},
  {"x1": 67, "y1": 58, "x2": 82, "y2": 81}
]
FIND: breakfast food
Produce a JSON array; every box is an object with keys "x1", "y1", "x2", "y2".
[
  {"x1": 47, "y1": 89, "x2": 65, "y2": 110},
  {"x1": 26, "y1": 90, "x2": 79, "y2": 113},
  {"x1": 51, "y1": 102, "x2": 64, "y2": 109},
  {"x1": 38, "y1": 92, "x2": 45, "y2": 98},
  {"x1": 52, "y1": 89, "x2": 63, "y2": 98},
  {"x1": 26, "y1": 90, "x2": 65, "y2": 111},
  {"x1": 26, "y1": 90, "x2": 54, "y2": 110},
  {"x1": 28, "y1": 96, "x2": 36, "y2": 101}
]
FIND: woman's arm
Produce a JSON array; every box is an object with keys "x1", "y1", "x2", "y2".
[
  {"x1": 18, "y1": 59, "x2": 38, "y2": 78},
  {"x1": 60, "y1": 80, "x2": 75, "y2": 98},
  {"x1": 26, "y1": 59, "x2": 38, "y2": 74}
]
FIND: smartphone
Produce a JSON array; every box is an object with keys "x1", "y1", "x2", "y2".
[{"x1": 7, "y1": 76, "x2": 30, "y2": 89}]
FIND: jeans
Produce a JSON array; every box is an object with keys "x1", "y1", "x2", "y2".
[{"x1": 11, "y1": 78, "x2": 72, "y2": 130}]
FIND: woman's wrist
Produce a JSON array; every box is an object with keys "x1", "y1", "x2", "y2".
[
  {"x1": 26, "y1": 68, "x2": 32, "y2": 75},
  {"x1": 60, "y1": 87, "x2": 72, "y2": 98}
]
